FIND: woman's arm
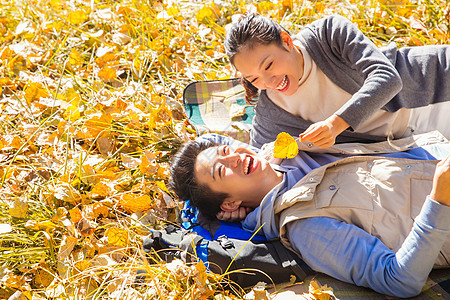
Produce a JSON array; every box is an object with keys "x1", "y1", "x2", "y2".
[{"x1": 298, "y1": 15, "x2": 403, "y2": 147}]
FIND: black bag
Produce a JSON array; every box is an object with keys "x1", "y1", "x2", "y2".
[{"x1": 142, "y1": 223, "x2": 314, "y2": 288}]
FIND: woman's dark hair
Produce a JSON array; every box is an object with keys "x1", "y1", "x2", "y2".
[
  {"x1": 225, "y1": 13, "x2": 290, "y2": 103},
  {"x1": 169, "y1": 139, "x2": 230, "y2": 219}
]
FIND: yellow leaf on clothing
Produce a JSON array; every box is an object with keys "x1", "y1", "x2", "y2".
[
  {"x1": 273, "y1": 132, "x2": 298, "y2": 159},
  {"x1": 105, "y1": 227, "x2": 128, "y2": 247}
]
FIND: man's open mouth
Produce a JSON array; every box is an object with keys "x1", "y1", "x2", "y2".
[{"x1": 244, "y1": 156, "x2": 256, "y2": 175}]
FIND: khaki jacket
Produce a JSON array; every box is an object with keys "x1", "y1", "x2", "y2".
[{"x1": 261, "y1": 131, "x2": 449, "y2": 267}]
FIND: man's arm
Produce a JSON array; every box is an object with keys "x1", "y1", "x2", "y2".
[
  {"x1": 287, "y1": 200, "x2": 450, "y2": 297},
  {"x1": 287, "y1": 156, "x2": 450, "y2": 297}
]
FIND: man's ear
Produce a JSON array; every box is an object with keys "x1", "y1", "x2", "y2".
[
  {"x1": 220, "y1": 199, "x2": 242, "y2": 212},
  {"x1": 280, "y1": 31, "x2": 294, "y2": 50}
]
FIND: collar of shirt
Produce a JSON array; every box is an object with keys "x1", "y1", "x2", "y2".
[{"x1": 241, "y1": 172, "x2": 286, "y2": 240}]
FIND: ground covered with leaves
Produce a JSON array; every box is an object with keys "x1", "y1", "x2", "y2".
[{"x1": 0, "y1": 0, "x2": 448, "y2": 299}]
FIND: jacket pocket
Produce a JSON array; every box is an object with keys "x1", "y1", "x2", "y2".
[
  {"x1": 314, "y1": 176, "x2": 374, "y2": 211},
  {"x1": 410, "y1": 178, "x2": 433, "y2": 219}
]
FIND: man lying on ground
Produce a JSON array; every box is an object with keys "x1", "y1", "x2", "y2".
[{"x1": 169, "y1": 131, "x2": 450, "y2": 298}]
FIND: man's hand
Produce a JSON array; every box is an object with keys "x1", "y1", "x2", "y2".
[
  {"x1": 430, "y1": 154, "x2": 450, "y2": 206},
  {"x1": 217, "y1": 206, "x2": 252, "y2": 222},
  {"x1": 299, "y1": 115, "x2": 349, "y2": 148}
]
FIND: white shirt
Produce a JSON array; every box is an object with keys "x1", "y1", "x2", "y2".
[{"x1": 267, "y1": 40, "x2": 411, "y2": 138}]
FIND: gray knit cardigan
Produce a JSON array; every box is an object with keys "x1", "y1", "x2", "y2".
[{"x1": 250, "y1": 15, "x2": 450, "y2": 148}]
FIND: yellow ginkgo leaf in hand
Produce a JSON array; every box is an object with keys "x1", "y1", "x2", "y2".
[{"x1": 273, "y1": 132, "x2": 298, "y2": 159}]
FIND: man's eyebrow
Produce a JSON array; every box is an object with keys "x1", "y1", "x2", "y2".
[
  {"x1": 211, "y1": 147, "x2": 219, "y2": 180},
  {"x1": 243, "y1": 55, "x2": 270, "y2": 80}
]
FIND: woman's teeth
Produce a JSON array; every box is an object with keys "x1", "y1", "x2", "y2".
[{"x1": 276, "y1": 76, "x2": 288, "y2": 90}]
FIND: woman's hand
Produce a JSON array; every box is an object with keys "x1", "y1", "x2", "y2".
[
  {"x1": 299, "y1": 114, "x2": 350, "y2": 148},
  {"x1": 217, "y1": 206, "x2": 252, "y2": 222},
  {"x1": 430, "y1": 154, "x2": 450, "y2": 206}
]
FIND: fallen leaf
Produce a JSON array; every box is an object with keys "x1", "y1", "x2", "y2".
[
  {"x1": 104, "y1": 226, "x2": 128, "y2": 247},
  {"x1": 69, "y1": 207, "x2": 82, "y2": 223},
  {"x1": 7, "y1": 291, "x2": 27, "y2": 300},
  {"x1": 121, "y1": 154, "x2": 141, "y2": 169},
  {"x1": 9, "y1": 198, "x2": 28, "y2": 218},
  {"x1": 89, "y1": 181, "x2": 113, "y2": 199},
  {"x1": 58, "y1": 235, "x2": 78, "y2": 260},
  {"x1": 74, "y1": 260, "x2": 92, "y2": 272},
  {"x1": 98, "y1": 67, "x2": 117, "y2": 82},
  {"x1": 24, "y1": 82, "x2": 49, "y2": 104},
  {"x1": 53, "y1": 182, "x2": 82, "y2": 205},
  {"x1": 119, "y1": 193, "x2": 153, "y2": 213},
  {"x1": 96, "y1": 134, "x2": 115, "y2": 155},
  {"x1": 33, "y1": 268, "x2": 54, "y2": 288},
  {"x1": 308, "y1": 280, "x2": 334, "y2": 300},
  {"x1": 24, "y1": 220, "x2": 57, "y2": 232},
  {"x1": 67, "y1": 10, "x2": 87, "y2": 25}
]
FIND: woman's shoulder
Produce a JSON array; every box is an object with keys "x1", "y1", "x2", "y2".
[
  {"x1": 305, "y1": 14, "x2": 354, "y2": 31},
  {"x1": 295, "y1": 14, "x2": 360, "y2": 47}
]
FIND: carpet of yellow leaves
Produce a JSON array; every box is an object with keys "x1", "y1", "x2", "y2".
[{"x1": 0, "y1": 0, "x2": 448, "y2": 299}]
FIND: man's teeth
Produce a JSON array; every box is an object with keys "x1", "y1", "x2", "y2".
[
  {"x1": 277, "y1": 76, "x2": 287, "y2": 90},
  {"x1": 244, "y1": 157, "x2": 254, "y2": 174},
  {"x1": 244, "y1": 157, "x2": 251, "y2": 174}
]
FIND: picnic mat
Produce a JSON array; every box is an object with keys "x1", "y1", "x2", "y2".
[
  {"x1": 183, "y1": 78, "x2": 254, "y2": 143},
  {"x1": 183, "y1": 79, "x2": 450, "y2": 299}
]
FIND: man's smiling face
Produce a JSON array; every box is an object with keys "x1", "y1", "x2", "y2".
[{"x1": 194, "y1": 145, "x2": 283, "y2": 210}]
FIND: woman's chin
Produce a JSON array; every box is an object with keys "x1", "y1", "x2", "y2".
[{"x1": 280, "y1": 86, "x2": 296, "y2": 96}]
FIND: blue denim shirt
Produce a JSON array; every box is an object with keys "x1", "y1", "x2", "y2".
[
  {"x1": 198, "y1": 134, "x2": 450, "y2": 297},
  {"x1": 244, "y1": 143, "x2": 450, "y2": 297}
]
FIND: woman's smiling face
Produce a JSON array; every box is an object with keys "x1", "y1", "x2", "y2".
[
  {"x1": 232, "y1": 34, "x2": 304, "y2": 96},
  {"x1": 194, "y1": 145, "x2": 283, "y2": 208}
]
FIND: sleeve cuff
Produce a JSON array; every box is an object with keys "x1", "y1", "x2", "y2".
[{"x1": 415, "y1": 196, "x2": 450, "y2": 232}]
